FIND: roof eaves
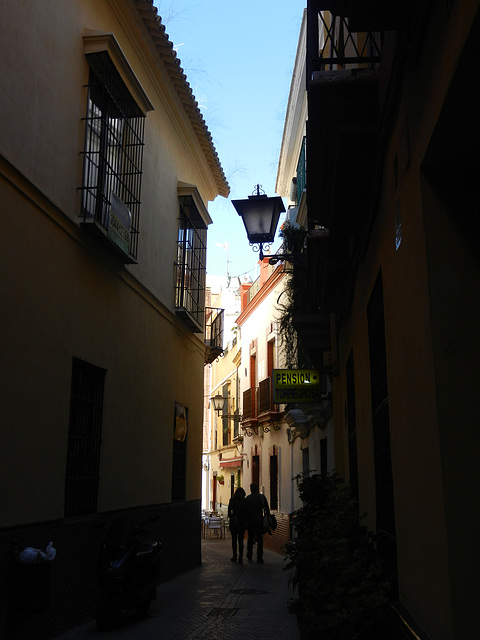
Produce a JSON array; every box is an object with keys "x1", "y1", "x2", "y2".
[{"x1": 134, "y1": 0, "x2": 230, "y2": 198}]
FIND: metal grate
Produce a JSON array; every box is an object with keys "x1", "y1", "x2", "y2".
[
  {"x1": 296, "y1": 136, "x2": 306, "y2": 204},
  {"x1": 175, "y1": 197, "x2": 207, "y2": 331},
  {"x1": 80, "y1": 51, "x2": 145, "y2": 260},
  {"x1": 346, "y1": 351, "x2": 359, "y2": 500},
  {"x1": 310, "y1": 9, "x2": 382, "y2": 72},
  {"x1": 65, "y1": 358, "x2": 106, "y2": 517},
  {"x1": 204, "y1": 307, "x2": 224, "y2": 350},
  {"x1": 367, "y1": 272, "x2": 398, "y2": 596},
  {"x1": 207, "y1": 608, "x2": 238, "y2": 618}
]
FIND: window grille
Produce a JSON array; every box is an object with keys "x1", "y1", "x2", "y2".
[
  {"x1": 367, "y1": 272, "x2": 398, "y2": 595},
  {"x1": 270, "y1": 454, "x2": 278, "y2": 510},
  {"x1": 222, "y1": 384, "x2": 230, "y2": 446},
  {"x1": 65, "y1": 358, "x2": 105, "y2": 517},
  {"x1": 175, "y1": 196, "x2": 207, "y2": 331},
  {"x1": 80, "y1": 51, "x2": 145, "y2": 260},
  {"x1": 252, "y1": 455, "x2": 260, "y2": 487},
  {"x1": 302, "y1": 447, "x2": 310, "y2": 477},
  {"x1": 346, "y1": 351, "x2": 359, "y2": 499},
  {"x1": 296, "y1": 136, "x2": 307, "y2": 204}
]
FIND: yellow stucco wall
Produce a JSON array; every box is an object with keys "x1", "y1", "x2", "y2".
[
  {"x1": 0, "y1": 0, "x2": 225, "y2": 529},
  {"x1": 1, "y1": 164, "x2": 205, "y2": 526},
  {"x1": 332, "y1": 3, "x2": 480, "y2": 638}
]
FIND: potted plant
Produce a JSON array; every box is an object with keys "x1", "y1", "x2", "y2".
[
  {"x1": 279, "y1": 220, "x2": 307, "y2": 254},
  {"x1": 286, "y1": 473, "x2": 391, "y2": 640}
]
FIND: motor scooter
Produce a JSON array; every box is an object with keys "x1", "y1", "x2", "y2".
[{"x1": 95, "y1": 516, "x2": 162, "y2": 631}]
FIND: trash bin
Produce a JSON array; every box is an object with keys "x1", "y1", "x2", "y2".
[
  {"x1": 12, "y1": 541, "x2": 56, "y2": 617},
  {"x1": 13, "y1": 561, "x2": 52, "y2": 616}
]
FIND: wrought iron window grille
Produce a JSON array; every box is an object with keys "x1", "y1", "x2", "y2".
[
  {"x1": 65, "y1": 358, "x2": 105, "y2": 518},
  {"x1": 175, "y1": 196, "x2": 207, "y2": 332},
  {"x1": 79, "y1": 51, "x2": 145, "y2": 261}
]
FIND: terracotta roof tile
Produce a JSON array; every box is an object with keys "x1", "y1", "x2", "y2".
[{"x1": 134, "y1": 0, "x2": 229, "y2": 197}]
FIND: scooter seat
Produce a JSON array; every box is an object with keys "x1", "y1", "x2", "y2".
[{"x1": 105, "y1": 517, "x2": 135, "y2": 547}]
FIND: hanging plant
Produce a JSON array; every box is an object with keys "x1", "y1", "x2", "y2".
[
  {"x1": 279, "y1": 220, "x2": 307, "y2": 254},
  {"x1": 276, "y1": 274, "x2": 299, "y2": 370}
]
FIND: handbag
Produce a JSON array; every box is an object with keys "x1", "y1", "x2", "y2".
[
  {"x1": 270, "y1": 513, "x2": 277, "y2": 531},
  {"x1": 263, "y1": 511, "x2": 278, "y2": 534},
  {"x1": 263, "y1": 513, "x2": 272, "y2": 534},
  {"x1": 261, "y1": 494, "x2": 277, "y2": 534}
]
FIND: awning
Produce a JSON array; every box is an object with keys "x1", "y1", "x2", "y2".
[{"x1": 219, "y1": 457, "x2": 243, "y2": 468}]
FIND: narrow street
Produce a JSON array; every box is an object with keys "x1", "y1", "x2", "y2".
[{"x1": 54, "y1": 537, "x2": 300, "y2": 640}]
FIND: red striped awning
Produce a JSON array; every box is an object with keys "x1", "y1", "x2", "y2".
[{"x1": 219, "y1": 457, "x2": 243, "y2": 468}]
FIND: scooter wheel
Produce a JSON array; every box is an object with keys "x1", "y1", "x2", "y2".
[
  {"x1": 136, "y1": 599, "x2": 152, "y2": 616},
  {"x1": 95, "y1": 592, "x2": 122, "y2": 631}
]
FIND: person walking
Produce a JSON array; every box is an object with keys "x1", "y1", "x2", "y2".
[
  {"x1": 228, "y1": 487, "x2": 247, "y2": 564},
  {"x1": 245, "y1": 482, "x2": 270, "y2": 564}
]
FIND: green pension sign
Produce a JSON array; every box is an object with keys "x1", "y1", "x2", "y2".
[{"x1": 272, "y1": 369, "x2": 321, "y2": 404}]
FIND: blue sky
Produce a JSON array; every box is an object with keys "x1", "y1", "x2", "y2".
[{"x1": 154, "y1": 1, "x2": 306, "y2": 280}]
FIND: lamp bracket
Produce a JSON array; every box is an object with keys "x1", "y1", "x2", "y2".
[{"x1": 268, "y1": 253, "x2": 306, "y2": 266}]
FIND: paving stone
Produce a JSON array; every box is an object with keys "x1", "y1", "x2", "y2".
[{"x1": 53, "y1": 537, "x2": 300, "y2": 640}]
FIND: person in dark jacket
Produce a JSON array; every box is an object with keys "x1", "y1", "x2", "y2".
[
  {"x1": 228, "y1": 487, "x2": 247, "y2": 564},
  {"x1": 245, "y1": 482, "x2": 270, "y2": 564}
]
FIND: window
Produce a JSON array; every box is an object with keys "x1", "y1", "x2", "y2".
[
  {"x1": 175, "y1": 191, "x2": 208, "y2": 332},
  {"x1": 270, "y1": 452, "x2": 278, "y2": 510},
  {"x1": 346, "y1": 351, "x2": 358, "y2": 499},
  {"x1": 79, "y1": 50, "x2": 146, "y2": 262},
  {"x1": 368, "y1": 272, "x2": 398, "y2": 596},
  {"x1": 222, "y1": 384, "x2": 230, "y2": 446},
  {"x1": 296, "y1": 136, "x2": 306, "y2": 205},
  {"x1": 302, "y1": 447, "x2": 310, "y2": 477},
  {"x1": 65, "y1": 358, "x2": 105, "y2": 517},
  {"x1": 252, "y1": 454, "x2": 260, "y2": 487},
  {"x1": 267, "y1": 338, "x2": 275, "y2": 377},
  {"x1": 320, "y1": 439, "x2": 328, "y2": 476}
]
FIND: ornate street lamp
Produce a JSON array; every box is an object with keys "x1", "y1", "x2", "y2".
[
  {"x1": 232, "y1": 184, "x2": 285, "y2": 260},
  {"x1": 211, "y1": 394, "x2": 227, "y2": 416},
  {"x1": 210, "y1": 394, "x2": 242, "y2": 420}
]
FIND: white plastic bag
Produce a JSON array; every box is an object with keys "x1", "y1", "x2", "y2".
[{"x1": 19, "y1": 541, "x2": 56, "y2": 563}]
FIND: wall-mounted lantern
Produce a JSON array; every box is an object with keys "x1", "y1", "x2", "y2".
[{"x1": 232, "y1": 184, "x2": 285, "y2": 260}]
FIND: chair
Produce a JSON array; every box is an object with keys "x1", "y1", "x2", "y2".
[{"x1": 203, "y1": 516, "x2": 224, "y2": 538}]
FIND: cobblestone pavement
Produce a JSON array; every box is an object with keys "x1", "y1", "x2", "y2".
[{"x1": 54, "y1": 537, "x2": 300, "y2": 640}]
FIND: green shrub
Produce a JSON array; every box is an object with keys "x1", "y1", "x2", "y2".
[{"x1": 286, "y1": 473, "x2": 391, "y2": 640}]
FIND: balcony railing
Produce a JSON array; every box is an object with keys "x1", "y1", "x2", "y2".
[
  {"x1": 204, "y1": 307, "x2": 224, "y2": 364},
  {"x1": 308, "y1": 5, "x2": 382, "y2": 77},
  {"x1": 258, "y1": 377, "x2": 274, "y2": 414},
  {"x1": 241, "y1": 380, "x2": 283, "y2": 436},
  {"x1": 242, "y1": 387, "x2": 256, "y2": 421},
  {"x1": 296, "y1": 136, "x2": 307, "y2": 206},
  {"x1": 243, "y1": 377, "x2": 281, "y2": 419},
  {"x1": 246, "y1": 278, "x2": 260, "y2": 306}
]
